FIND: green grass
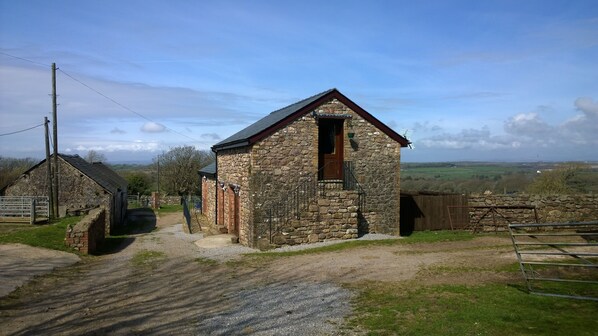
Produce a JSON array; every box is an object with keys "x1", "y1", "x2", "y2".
[
  {"x1": 0, "y1": 216, "x2": 82, "y2": 252},
  {"x1": 350, "y1": 282, "x2": 598, "y2": 336},
  {"x1": 194, "y1": 256, "x2": 219, "y2": 266},
  {"x1": 131, "y1": 249, "x2": 166, "y2": 269},
  {"x1": 156, "y1": 204, "x2": 183, "y2": 214}
]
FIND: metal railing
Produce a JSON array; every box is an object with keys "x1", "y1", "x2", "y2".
[
  {"x1": 258, "y1": 161, "x2": 366, "y2": 243},
  {"x1": 0, "y1": 196, "x2": 50, "y2": 223},
  {"x1": 508, "y1": 221, "x2": 598, "y2": 301}
]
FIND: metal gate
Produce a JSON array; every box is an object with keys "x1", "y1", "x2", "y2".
[
  {"x1": 0, "y1": 196, "x2": 50, "y2": 224},
  {"x1": 508, "y1": 221, "x2": 598, "y2": 301}
]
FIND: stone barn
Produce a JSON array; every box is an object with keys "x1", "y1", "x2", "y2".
[
  {"x1": 1, "y1": 154, "x2": 127, "y2": 235},
  {"x1": 199, "y1": 88, "x2": 410, "y2": 248}
]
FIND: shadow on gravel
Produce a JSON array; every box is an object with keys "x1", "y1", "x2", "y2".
[{"x1": 97, "y1": 208, "x2": 157, "y2": 255}]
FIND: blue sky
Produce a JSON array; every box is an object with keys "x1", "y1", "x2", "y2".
[{"x1": 1, "y1": 0, "x2": 597, "y2": 163}]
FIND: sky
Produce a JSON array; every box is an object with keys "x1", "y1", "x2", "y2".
[{"x1": 1, "y1": 0, "x2": 597, "y2": 163}]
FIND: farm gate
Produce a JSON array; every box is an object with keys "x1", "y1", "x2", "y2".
[
  {"x1": 508, "y1": 221, "x2": 598, "y2": 301},
  {"x1": 0, "y1": 196, "x2": 50, "y2": 224},
  {"x1": 400, "y1": 191, "x2": 468, "y2": 235}
]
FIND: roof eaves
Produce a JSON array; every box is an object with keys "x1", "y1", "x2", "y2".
[{"x1": 212, "y1": 139, "x2": 250, "y2": 152}]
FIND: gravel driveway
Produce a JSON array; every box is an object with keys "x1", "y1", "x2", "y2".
[{"x1": 0, "y1": 211, "x2": 517, "y2": 335}]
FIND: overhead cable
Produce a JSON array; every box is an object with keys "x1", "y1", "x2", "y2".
[{"x1": 0, "y1": 123, "x2": 45, "y2": 137}]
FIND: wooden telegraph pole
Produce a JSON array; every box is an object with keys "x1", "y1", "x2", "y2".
[
  {"x1": 44, "y1": 117, "x2": 55, "y2": 218},
  {"x1": 52, "y1": 63, "x2": 59, "y2": 217}
]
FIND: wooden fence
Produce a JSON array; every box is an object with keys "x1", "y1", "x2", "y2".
[
  {"x1": 0, "y1": 196, "x2": 50, "y2": 224},
  {"x1": 400, "y1": 191, "x2": 468, "y2": 235}
]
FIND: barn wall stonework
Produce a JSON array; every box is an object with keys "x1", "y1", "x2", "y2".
[
  {"x1": 215, "y1": 147, "x2": 252, "y2": 245},
  {"x1": 3, "y1": 158, "x2": 114, "y2": 234},
  {"x1": 210, "y1": 98, "x2": 403, "y2": 247},
  {"x1": 316, "y1": 99, "x2": 403, "y2": 235},
  {"x1": 201, "y1": 177, "x2": 216, "y2": 227}
]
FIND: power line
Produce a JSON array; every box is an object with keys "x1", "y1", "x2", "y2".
[
  {"x1": 0, "y1": 123, "x2": 45, "y2": 137},
  {"x1": 0, "y1": 51, "x2": 50, "y2": 67},
  {"x1": 2, "y1": 51, "x2": 201, "y2": 143},
  {"x1": 57, "y1": 69, "x2": 202, "y2": 143}
]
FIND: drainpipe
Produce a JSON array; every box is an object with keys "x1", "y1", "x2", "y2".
[{"x1": 214, "y1": 153, "x2": 218, "y2": 226}]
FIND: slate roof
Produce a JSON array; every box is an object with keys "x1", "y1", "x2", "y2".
[
  {"x1": 92, "y1": 162, "x2": 128, "y2": 190},
  {"x1": 212, "y1": 89, "x2": 336, "y2": 151},
  {"x1": 198, "y1": 162, "x2": 216, "y2": 177},
  {"x1": 212, "y1": 88, "x2": 409, "y2": 151},
  {"x1": 59, "y1": 154, "x2": 126, "y2": 194}
]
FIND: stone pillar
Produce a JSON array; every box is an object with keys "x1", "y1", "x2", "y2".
[{"x1": 151, "y1": 192, "x2": 160, "y2": 209}]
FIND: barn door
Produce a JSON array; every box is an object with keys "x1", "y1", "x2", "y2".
[{"x1": 318, "y1": 119, "x2": 344, "y2": 180}]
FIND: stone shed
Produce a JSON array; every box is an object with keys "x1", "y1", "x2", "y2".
[
  {"x1": 1, "y1": 153, "x2": 127, "y2": 235},
  {"x1": 199, "y1": 88, "x2": 410, "y2": 248}
]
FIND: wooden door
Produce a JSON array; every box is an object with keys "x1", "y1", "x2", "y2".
[{"x1": 318, "y1": 119, "x2": 344, "y2": 180}]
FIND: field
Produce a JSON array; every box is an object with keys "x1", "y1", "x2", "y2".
[{"x1": 401, "y1": 162, "x2": 598, "y2": 194}]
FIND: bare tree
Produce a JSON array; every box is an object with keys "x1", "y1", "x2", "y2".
[
  {"x1": 154, "y1": 146, "x2": 214, "y2": 196},
  {"x1": 84, "y1": 150, "x2": 107, "y2": 163}
]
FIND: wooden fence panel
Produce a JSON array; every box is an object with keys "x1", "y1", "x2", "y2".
[{"x1": 400, "y1": 192, "x2": 468, "y2": 234}]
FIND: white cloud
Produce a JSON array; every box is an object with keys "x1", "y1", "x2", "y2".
[
  {"x1": 419, "y1": 126, "x2": 518, "y2": 150},
  {"x1": 201, "y1": 133, "x2": 221, "y2": 140},
  {"x1": 504, "y1": 112, "x2": 553, "y2": 137},
  {"x1": 110, "y1": 127, "x2": 126, "y2": 134},
  {"x1": 415, "y1": 97, "x2": 598, "y2": 158},
  {"x1": 68, "y1": 142, "x2": 161, "y2": 153},
  {"x1": 141, "y1": 122, "x2": 166, "y2": 133}
]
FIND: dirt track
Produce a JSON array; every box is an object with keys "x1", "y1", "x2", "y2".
[{"x1": 0, "y1": 211, "x2": 520, "y2": 335}]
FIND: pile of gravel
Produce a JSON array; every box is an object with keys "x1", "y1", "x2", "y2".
[{"x1": 196, "y1": 281, "x2": 353, "y2": 335}]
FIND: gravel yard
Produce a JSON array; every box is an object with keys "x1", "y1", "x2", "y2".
[{"x1": 0, "y1": 210, "x2": 519, "y2": 335}]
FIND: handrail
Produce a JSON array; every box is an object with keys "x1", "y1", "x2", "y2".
[{"x1": 258, "y1": 161, "x2": 366, "y2": 243}]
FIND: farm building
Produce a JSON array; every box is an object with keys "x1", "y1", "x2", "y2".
[
  {"x1": 1, "y1": 154, "x2": 127, "y2": 235},
  {"x1": 199, "y1": 88, "x2": 410, "y2": 248}
]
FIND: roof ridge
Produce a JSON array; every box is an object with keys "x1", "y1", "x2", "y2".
[{"x1": 268, "y1": 88, "x2": 336, "y2": 115}]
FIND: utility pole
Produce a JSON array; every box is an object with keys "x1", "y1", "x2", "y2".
[
  {"x1": 44, "y1": 117, "x2": 55, "y2": 218},
  {"x1": 52, "y1": 63, "x2": 59, "y2": 217}
]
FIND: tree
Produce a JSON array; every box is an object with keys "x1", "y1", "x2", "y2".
[
  {"x1": 0, "y1": 156, "x2": 37, "y2": 189},
  {"x1": 154, "y1": 146, "x2": 214, "y2": 196},
  {"x1": 528, "y1": 163, "x2": 590, "y2": 195},
  {"x1": 126, "y1": 171, "x2": 151, "y2": 196},
  {"x1": 84, "y1": 150, "x2": 107, "y2": 163}
]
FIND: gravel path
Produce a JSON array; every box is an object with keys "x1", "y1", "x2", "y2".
[
  {"x1": 195, "y1": 233, "x2": 400, "y2": 262},
  {"x1": 1, "y1": 212, "x2": 373, "y2": 335},
  {"x1": 197, "y1": 281, "x2": 353, "y2": 336}
]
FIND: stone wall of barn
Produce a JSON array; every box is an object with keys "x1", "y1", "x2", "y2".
[
  {"x1": 265, "y1": 189, "x2": 360, "y2": 248},
  {"x1": 215, "y1": 147, "x2": 252, "y2": 245},
  {"x1": 3, "y1": 157, "x2": 115, "y2": 234},
  {"x1": 315, "y1": 99, "x2": 402, "y2": 235},
  {"x1": 201, "y1": 176, "x2": 217, "y2": 227}
]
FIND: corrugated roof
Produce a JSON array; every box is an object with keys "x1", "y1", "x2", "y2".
[{"x1": 213, "y1": 88, "x2": 336, "y2": 150}]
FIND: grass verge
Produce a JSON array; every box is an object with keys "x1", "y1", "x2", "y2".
[
  {"x1": 250, "y1": 230, "x2": 478, "y2": 258},
  {"x1": 0, "y1": 216, "x2": 82, "y2": 252},
  {"x1": 349, "y1": 281, "x2": 598, "y2": 336},
  {"x1": 131, "y1": 249, "x2": 166, "y2": 270},
  {"x1": 156, "y1": 204, "x2": 183, "y2": 214}
]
